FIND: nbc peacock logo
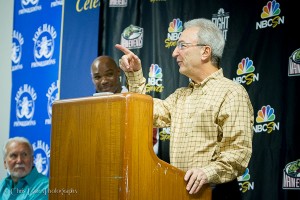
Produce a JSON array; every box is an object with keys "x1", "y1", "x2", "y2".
[
  {"x1": 165, "y1": 18, "x2": 183, "y2": 48},
  {"x1": 254, "y1": 105, "x2": 280, "y2": 134},
  {"x1": 237, "y1": 168, "x2": 254, "y2": 193},
  {"x1": 146, "y1": 64, "x2": 164, "y2": 93},
  {"x1": 159, "y1": 127, "x2": 170, "y2": 141},
  {"x1": 256, "y1": 0, "x2": 284, "y2": 29},
  {"x1": 233, "y1": 57, "x2": 259, "y2": 85}
]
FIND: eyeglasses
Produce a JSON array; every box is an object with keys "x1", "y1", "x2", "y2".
[{"x1": 176, "y1": 42, "x2": 207, "y2": 50}]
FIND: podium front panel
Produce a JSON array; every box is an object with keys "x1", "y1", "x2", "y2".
[{"x1": 49, "y1": 93, "x2": 211, "y2": 200}]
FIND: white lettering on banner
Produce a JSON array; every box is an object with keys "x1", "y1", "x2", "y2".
[
  {"x1": 256, "y1": 16, "x2": 285, "y2": 30},
  {"x1": 109, "y1": 0, "x2": 127, "y2": 7},
  {"x1": 32, "y1": 24, "x2": 57, "y2": 67},
  {"x1": 32, "y1": 141, "x2": 50, "y2": 176},
  {"x1": 12, "y1": 30, "x2": 23, "y2": 70},
  {"x1": 51, "y1": 0, "x2": 63, "y2": 7},
  {"x1": 45, "y1": 81, "x2": 58, "y2": 125},
  {"x1": 212, "y1": 8, "x2": 230, "y2": 40},
  {"x1": 14, "y1": 84, "x2": 37, "y2": 127},
  {"x1": 289, "y1": 62, "x2": 300, "y2": 75},
  {"x1": 76, "y1": 0, "x2": 101, "y2": 12},
  {"x1": 283, "y1": 174, "x2": 300, "y2": 189},
  {"x1": 18, "y1": 6, "x2": 42, "y2": 15},
  {"x1": 12, "y1": 64, "x2": 24, "y2": 71},
  {"x1": 31, "y1": 59, "x2": 56, "y2": 68},
  {"x1": 121, "y1": 36, "x2": 143, "y2": 49},
  {"x1": 13, "y1": 120, "x2": 36, "y2": 127}
]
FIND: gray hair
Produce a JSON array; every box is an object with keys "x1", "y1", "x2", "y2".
[
  {"x1": 184, "y1": 18, "x2": 225, "y2": 67},
  {"x1": 2, "y1": 137, "x2": 34, "y2": 160}
]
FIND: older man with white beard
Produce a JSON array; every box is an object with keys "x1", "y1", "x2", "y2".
[{"x1": 0, "y1": 137, "x2": 49, "y2": 199}]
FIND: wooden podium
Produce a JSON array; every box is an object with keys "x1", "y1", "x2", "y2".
[{"x1": 49, "y1": 93, "x2": 211, "y2": 199}]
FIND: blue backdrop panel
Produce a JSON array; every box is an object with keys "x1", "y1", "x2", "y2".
[
  {"x1": 10, "y1": 0, "x2": 62, "y2": 177},
  {"x1": 59, "y1": 1, "x2": 100, "y2": 99}
]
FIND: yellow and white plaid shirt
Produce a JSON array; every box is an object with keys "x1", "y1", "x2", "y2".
[{"x1": 126, "y1": 68, "x2": 254, "y2": 184}]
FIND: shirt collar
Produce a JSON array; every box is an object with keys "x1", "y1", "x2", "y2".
[
  {"x1": 5, "y1": 166, "x2": 38, "y2": 187},
  {"x1": 188, "y1": 68, "x2": 224, "y2": 88},
  {"x1": 22, "y1": 166, "x2": 39, "y2": 186}
]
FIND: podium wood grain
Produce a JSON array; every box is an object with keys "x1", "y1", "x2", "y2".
[{"x1": 49, "y1": 93, "x2": 211, "y2": 199}]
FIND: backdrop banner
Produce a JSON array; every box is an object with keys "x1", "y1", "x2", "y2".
[
  {"x1": 8, "y1": 0, "x2": 300, "y2": 199},
  {"x1": 59, "y1": 0, "x2": 100, "y2": 99},
  {"x1": 99, "y1": 0, "x2": 300, "y2": 200},
  {"x1": 9, "y1": 0, "x2": 62, "y2": 177}
]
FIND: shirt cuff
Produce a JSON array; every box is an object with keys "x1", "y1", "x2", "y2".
[
  {"x1": 201, "y1": 166, "x2": 219, "y2": 184},
  {"x1": 125, "y1": 69, "x2": 144, "y2": 85}
]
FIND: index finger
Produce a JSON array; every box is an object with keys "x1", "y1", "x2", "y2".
[
  {"x1": 115, "y1": 44, "x2": 132, "y2": 55},
  {"x1": 184, "y1": 170, "x2": 193, "y2": 181}
]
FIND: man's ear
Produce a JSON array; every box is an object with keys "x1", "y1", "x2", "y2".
[
  {"x1": 4, "y1": 160, "x2": 7, "y2": 170},
  {"x1": 201, "y1": 46, "x2": 211, "y2": 59}
]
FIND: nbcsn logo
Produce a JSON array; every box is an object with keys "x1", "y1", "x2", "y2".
[
  {"x1": 238, "y1": 168, "x2": 254, "y2": 193},
  {"x1": 233, "y1": 57, "x2": 259, "y2": 85},
  {"x1": 254, "y1": 105, "x2": 279, "y2": 133},
  {"x1": 256, "y1": 0, "x2": 284, "y2": 29}
]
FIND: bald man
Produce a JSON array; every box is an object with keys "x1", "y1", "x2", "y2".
[
  {"x1": 91, "y1": 55, "x2": 128, "y2": 94},
  {"x1": 90, "y1": 55, "x2": 159, "y2": 154}
]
